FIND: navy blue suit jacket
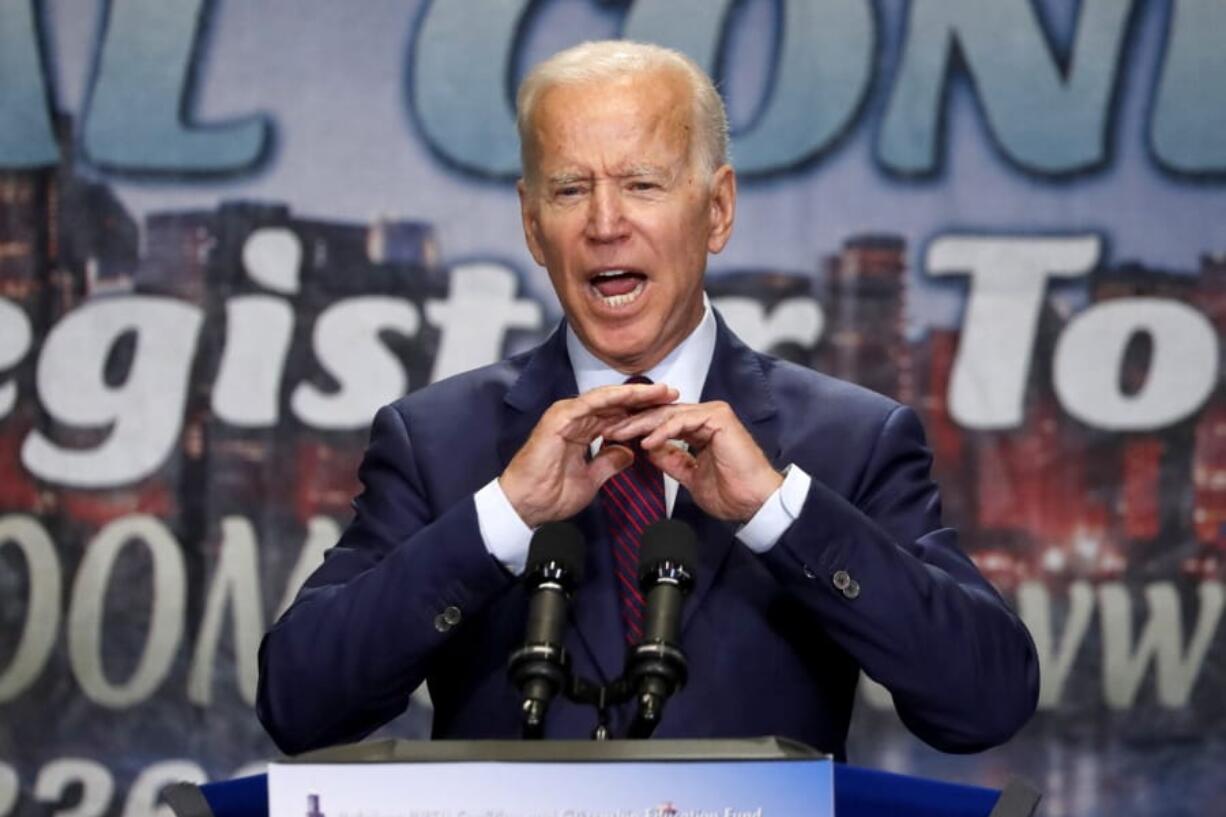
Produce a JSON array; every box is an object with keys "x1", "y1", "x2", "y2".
[{"x1": 257, "y1": 316, "x2": 1038, "y2": 757}]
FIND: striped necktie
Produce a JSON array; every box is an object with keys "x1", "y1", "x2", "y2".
[{"x1": 598, "y1": 376, "x2": 666, "y2": 643}]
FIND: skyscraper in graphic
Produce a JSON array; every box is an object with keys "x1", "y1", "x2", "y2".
[
  {"x1": 0, "y1": 123, "x2": 142, "y2": 526},
  {"x1": 911, "y1": 329, "x2": 974, "y2": 532},
  {"x1": 139, "y1": 201, "x2": 444, "y2": 527},
  {"x1": 1192, "y1": 403, "x2": 1226, "y2": 546},
  {"x1": 705, "y1": 268, "x2": 817, "y2": 366},
  {"x1": 0, "y1": 154, "x2": 136, "y2": 310},
  {"x1": 973, "y1": 395, "x2": 1095, "y2": 545},
  {"x1": 0, "y1": 171, "x2": 50, "y2": 304},
  {"x1": 0, "y1": 170, "x2": 51, "y2": 516},
  {"x1": 1189, "y1": 255, "x2": 1226, "y2": 572},
  {"x1": 819, "y1": 234, "x2": 908, "y2": 401},
  {"x1": 1089, "y1": 263, "x2": 1200, "y2": 567}
]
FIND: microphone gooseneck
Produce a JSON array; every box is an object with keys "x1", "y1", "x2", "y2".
[
  {"x1": 508, "y1": 522, "x2": 586, "y2": 739},
  {"x1": 627, "y1": 519, "x2": 697, "y2": 738}
]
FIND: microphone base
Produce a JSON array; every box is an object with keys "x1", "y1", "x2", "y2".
[
  {"x1": 627, "y1": 641, "x2": 688, "y2": 695},
  {"x1": 509, "y1": 643, "x2": 570, "y2": 739},
  {"x1": 625, "y1": 641, "x2": 687, "y2": 738}
]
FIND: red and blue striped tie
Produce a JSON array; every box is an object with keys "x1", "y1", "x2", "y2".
[{"x1": 599, "y1": 377, "x2": 666, "y2": 643}]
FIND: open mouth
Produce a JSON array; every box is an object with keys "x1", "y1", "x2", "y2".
[{"x1": 589, "y1": 269, "x2": 647, "y2": 308}]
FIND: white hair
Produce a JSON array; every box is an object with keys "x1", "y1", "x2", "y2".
[{"x1": 516, "y1": 40, "x2": 730, "y2": 180}]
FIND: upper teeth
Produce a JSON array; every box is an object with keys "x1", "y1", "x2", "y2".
[{"x1": 596, "y1": 270, "x2": 628, "y2": 278}]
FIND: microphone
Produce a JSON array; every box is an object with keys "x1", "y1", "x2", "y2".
[
  {"x1": 627, "y1": 519, "x2": 697, "y2": 738},
  {"x1": 507, "y1": 522, "x2": 586, "y2": 738}
]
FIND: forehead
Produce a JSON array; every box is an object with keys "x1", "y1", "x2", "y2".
[{"x1": 527, "y1": 70, "x2": 694, "y2": 175}]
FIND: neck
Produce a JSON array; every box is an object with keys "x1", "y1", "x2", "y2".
[
  {"x1": 568, "y1": 297, "x2": 711, "y2": 380},
  {"x1": 603, "y1": 308, "x2": 704, "y2": 375}
]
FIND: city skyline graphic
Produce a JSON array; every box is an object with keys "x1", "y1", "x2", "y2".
[
  {"x1": 2, "y1": 123, "x2": 1225, "y2": 817},
  {"x1": 4, "y1": 154, "x2": 1225, "y2": 586}
]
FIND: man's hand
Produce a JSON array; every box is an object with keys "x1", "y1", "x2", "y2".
[
  {"x1": 605, "y1": 401, "x2": 783, "y2": 522},
  {"x1": 500, "y1": 382, "x2": 679, "y2": 528}
]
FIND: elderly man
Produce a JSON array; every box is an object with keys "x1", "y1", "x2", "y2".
[{"x1": 257, "y1": 41, "x2": 1038, "y2": 758}]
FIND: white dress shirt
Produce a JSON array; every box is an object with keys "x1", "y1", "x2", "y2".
[{"x1": 474, "y1": 300, "x2": 812, "y2": 574}]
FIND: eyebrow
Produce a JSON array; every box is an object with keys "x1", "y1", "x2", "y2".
[
  {"x1": 544, "y1": 165, "x2": 675, "y2": 187},
  {"x1": 618, "y1": 164, "x2": 672, "y2": 179},
  {"x1": 545, "y1": 172, "x2": 590, "y2": 186}
]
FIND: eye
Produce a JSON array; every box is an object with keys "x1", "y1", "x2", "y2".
[
  {"x1": 628, "y1": 180, "x2": 660, "y2": 192},
  {"x1": 553, "y1": 184, "x2": 588, "y2": 201}
]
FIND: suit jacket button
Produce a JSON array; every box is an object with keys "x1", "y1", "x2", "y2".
[
  {"x1": 802, "y1": 565, "x2": 817, "y2": 580},
  {"x1": 843, "y1": 579, "x2": 861, "y2": 600},
  {"x1": 832, "y1": 570, "x2": 852, "y2": 591},
  {"x1": 434, "y1": 606, "x2": 462, "y2": 632}
]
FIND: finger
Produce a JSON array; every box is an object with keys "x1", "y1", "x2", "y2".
[
  {"x1": 639, "y1": 407, "x2": 721, "y2": 449},
  {"x1": 604, "y1": 404, "x2": 687, "y2": 439},
  {"x1": 587, "y1": 444, "x2": 634, "y2": 486},
  {"x1": 606, "y1": 405, "x2": 718, "y2": 451},
  {"x1": 592, "y1": 413, "x2": 644, "y2": 440},
  {"x1": 559, "y1": 406, "x2": 633, "y2": 437},
  {"x1": 552, "y1": 398, "x2": 643, "y2": 443},
  {"x1": 577, "y1": 382, "x2": 679, "y2": 413}
]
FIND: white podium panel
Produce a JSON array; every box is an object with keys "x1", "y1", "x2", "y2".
[{"x1": 269, "y1": 756, "x2": 833, "y2": 817}]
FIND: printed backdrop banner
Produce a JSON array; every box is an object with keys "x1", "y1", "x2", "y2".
[{"x1": 1, "y1": 2, "x2": 1224, "y2": 816}]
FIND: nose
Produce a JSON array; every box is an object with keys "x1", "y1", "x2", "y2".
[{"x1": 585, "y1": 181, "x2": 629, "y2": 244}]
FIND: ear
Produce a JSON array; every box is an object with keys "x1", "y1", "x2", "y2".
[
  {"x1": 517, "y1": 179, "x2": 547, "y2": 266},
  {"x1": 706, "y1": 164, "x2": 736, "y2": 254}
]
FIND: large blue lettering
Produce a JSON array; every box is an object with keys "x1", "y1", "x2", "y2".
[
  {"x1": 727, "y1": 0, "x2": 872, "y2": 173},
  {"x1": 879, "y1": 0, "x2": 1133, "y2": 175},
  {"x1": 414, "y1": 0, "x2": 874, "y2": 177},
  {"x1": 0, "y1": 0, "x2": 59, "y2": 167},
  {"x1": 1151, "y1": 0, "x2": 1226, "y2": 174},
  {"x1": 410, "y1": 0, "x2": 533, "y2": 177},
  {"x1": 628, "y1": 0, "x2": 873, "y2": 173},
  {"x1": 621, "y1": 0, "x2": 737, "y2": 91},
  {"x1": 82, "y1": 0, "x2": 268, "y2": 173}
]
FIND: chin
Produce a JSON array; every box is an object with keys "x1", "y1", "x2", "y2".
[{"x1": 589, "y1": 329, "x2": 657, "y2": 371}]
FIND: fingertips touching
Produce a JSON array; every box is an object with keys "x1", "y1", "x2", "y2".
[{"x1": 641, "y1": 424, "x2": 679, "y2": 448}]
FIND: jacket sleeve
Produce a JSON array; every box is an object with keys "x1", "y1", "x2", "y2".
[
  {"x1": 256, "y1": 403, "x2": 513, "y2": 755},
  {"x1": 759, "y1": 404, "x2": 1040, "y2": 753}
]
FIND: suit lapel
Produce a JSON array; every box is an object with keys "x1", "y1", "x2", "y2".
[
  {"x1": 495, "y1": 315, "x2": 783, "y2": 674},
  {"x1": 496, "y1": 326, "x2": 574, "y2": 467},
  {"x1": 497, "y1": 325, "x2": 624, "y2": 683},
  {"x1": 678, "y1": 314, "x2": 781, "y2": 632}
]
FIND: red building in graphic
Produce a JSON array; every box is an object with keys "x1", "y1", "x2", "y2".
[
  {"x1": 820, "y1": 234, "x2": 909, "y2": 401},
  {"x1": 1187, "y1": 255, "x2": 1226, "y2": 575},
  {"x1": 0, "y1": 150, "x2": 146, "y2": 527},
  {"x1": 1191, "y1": 404, "x2": 1226, "y2": 548}
]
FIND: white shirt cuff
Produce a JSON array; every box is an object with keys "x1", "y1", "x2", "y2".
[
  {"x1": 735, "y1": 465, "x2": 812, "y2": 553},
  {"x1": 474, "y1": 477, "x2": 534, "y2": 575}
]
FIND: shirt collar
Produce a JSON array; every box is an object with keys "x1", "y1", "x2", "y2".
[{"x1": 566, "y1": 296, "x2": 716, "y2": 404}]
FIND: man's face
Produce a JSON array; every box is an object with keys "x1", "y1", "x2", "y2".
[{"x1": 518, "y1": 69, "x2": 735, "y2": 373}]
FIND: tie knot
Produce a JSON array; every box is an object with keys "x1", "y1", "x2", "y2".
[{"x1": 620, "y1": 376, "x2": 654, "y2": 455}]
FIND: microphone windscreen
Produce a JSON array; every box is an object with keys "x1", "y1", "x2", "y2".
[
  {"x1": 638, "y1": 519, "x2": 698, "y2": 583},
  {"x1": 526, "y1": 521, "x2": 586, "y2": 581}
]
